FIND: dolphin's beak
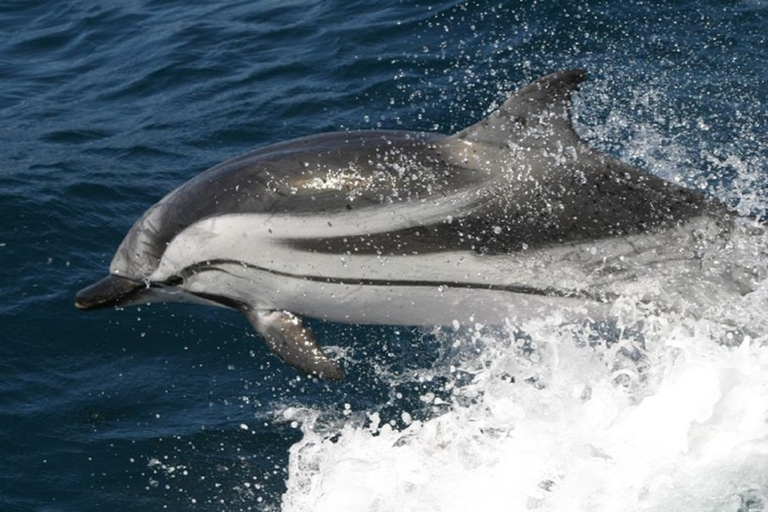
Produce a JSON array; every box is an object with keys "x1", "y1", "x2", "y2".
[{"x1": 75, "y1": 275, "x2": 146, "y2": 310}]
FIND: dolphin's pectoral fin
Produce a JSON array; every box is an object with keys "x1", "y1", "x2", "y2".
[{"x1": 242, "y1": 308, "x2": 345, "y2": 380}]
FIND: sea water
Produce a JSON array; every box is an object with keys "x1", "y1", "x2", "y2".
[{"x1": 1, "y1": 0, "x2": 767, "y2": 510}]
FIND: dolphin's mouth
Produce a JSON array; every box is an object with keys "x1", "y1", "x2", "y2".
[{"x1": 75, "y1": 275, "x2": 146, "y2": 310}]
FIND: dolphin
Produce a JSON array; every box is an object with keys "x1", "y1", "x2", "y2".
[{"x1": 76, "y1": 69, "x2": 757, "y2": 380}]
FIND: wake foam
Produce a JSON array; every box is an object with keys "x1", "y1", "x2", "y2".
[{"x1": 282, "y1": 308, "x2": 768, "y2": 511}]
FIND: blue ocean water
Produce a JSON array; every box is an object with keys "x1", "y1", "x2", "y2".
[{"x1": 2, "y1": 1, "x2": 767, "y2": 510}]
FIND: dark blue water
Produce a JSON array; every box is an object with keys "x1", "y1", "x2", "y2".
[{"x1": 2, "y1": 1, "x2": 767, "y2": 510}]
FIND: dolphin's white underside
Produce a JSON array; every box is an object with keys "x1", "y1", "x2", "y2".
[{"x1": 139, "y1": 210, "x2": 753, "y2": 326}]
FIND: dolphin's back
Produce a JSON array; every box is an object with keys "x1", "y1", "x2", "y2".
[
  {"x1": 110, "y1": 130, "x2": 490, "y2": 277},
  {"x1": 111, "y1": 70, "x2": 722, "y2": 280}
]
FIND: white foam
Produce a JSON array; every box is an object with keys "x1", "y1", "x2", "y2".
[{"x1": 281, "y1": 309, "x2": 768, "y2": 511}]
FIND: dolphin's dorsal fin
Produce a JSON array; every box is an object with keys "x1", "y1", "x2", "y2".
[
  {"x1": 451, "y1": 68, "x2": 587, "y2": 148},
  {"x1": 242, "y1": 308, "x2": 345, "y2": 380}
]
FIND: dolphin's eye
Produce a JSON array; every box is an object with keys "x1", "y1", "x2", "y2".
[{"x1": 164, "y1": 275, "x2": 184, "y2": 286}]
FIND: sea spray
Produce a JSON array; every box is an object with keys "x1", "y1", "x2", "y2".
[{"x1": 282, "y1": 309, "x2": 768, "y2": 512}]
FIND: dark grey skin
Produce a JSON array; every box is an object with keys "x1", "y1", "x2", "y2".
[{"x1": 76, "y1": 69, "x2": 734, "y2": 380}]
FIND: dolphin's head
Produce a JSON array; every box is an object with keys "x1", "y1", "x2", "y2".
[
  {"x1": 75, "y1": 202, "x2": 175, "y2": 310},
  {"x1": 75, "y1": 171, "x2": 236, "y2": 310}
]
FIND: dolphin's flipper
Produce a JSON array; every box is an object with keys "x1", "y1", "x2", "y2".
[{"x1": 242, "y1": 308, "x2": 345, "y2": 380}]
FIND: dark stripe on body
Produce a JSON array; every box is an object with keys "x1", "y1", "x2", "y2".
[
  {"x1": 177, "y1": 258, "x2": 618, "y2": 304},
  {"x1": 287, "y1": 164, "x2": 718, "y2": 257}
]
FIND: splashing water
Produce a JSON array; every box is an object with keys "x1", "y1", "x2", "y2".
[{"x1": 281, "y1": 308, "x2": 768, "y2": 511}]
